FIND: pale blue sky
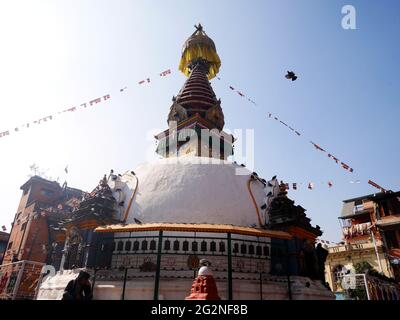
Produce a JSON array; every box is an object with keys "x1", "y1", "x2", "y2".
[{"x1": 0, "y1": 0, "x2": 399, "y2": 242}]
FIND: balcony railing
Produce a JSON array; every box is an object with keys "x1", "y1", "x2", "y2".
[{"x1": 328, "y1": 240, "x2": 381, "y2": 254}]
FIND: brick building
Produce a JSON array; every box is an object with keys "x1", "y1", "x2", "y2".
[
  {"x1": 2, "y1": 176, "x2": 83, "y2": 266},
  {"x1": 325, "y1": 191, "x2": 400, "y2": 297}
]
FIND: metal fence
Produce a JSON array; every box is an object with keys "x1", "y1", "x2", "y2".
[
  {"x1": 0, "y1": 260, "x2": 45, "y2": 300},
  {"x1": 89, "y1": 231, "x2": 294, "y2": 300},
  {"x1": 340, "y1": 273, "x2": 400, "y2": 300}
]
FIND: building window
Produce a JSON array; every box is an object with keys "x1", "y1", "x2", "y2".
[
  {"x1": 233, "y1": 243, "x2": 239, "y2": 254},
  {"x1": 191, "y1": 241, "x2": 198, "y2": 252},
  {"x1": 20, "y1": 222, "x2": 27, "y2": 232},
  {"x1": 173, "y1": 240, "x2": 180, "y2": 251},
  {"x1": 164, "y1": 240, "x2": 171, "y2": 251},
  {"x1": 333, "y1": 265, "x2": 345, "y2": 283},
  {"x1": 240, "y1": 244, "x2": 247, "y2": 254},
  {"x1": 263, "y1": 246, "x2": 270, "y2": 256},
  {"x1": 141, "y1": 240, "x2": 148, "y2": 251},
  {"x1": 150, "y1": 240, "x2": 157, "y2": 251},
  {"x1": 111, "y1": 242, "x2": 116, "y2": 251},
  {"x1": 182, "y1": 240, "x2": 189, "y2": 251},
  {"x1": 385, "y1": 230, "x2": 399, "y2": 249},
  {"x1": 256, "y1": 245, "x2": 262, "y2": 256},
  {"x1": 219, "y1": 241, "x2": 225, "y2": 252},
  {"x1": 40, "y1": 189, "x2": 55, "y2": 197},
  {"x1": 201, "y1": 241, "x2": 207, "y2": 252},
  {"x1": 133, "y1": 240, "x2": 139, "y2": 251}
]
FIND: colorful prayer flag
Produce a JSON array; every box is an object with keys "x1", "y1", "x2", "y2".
[
  {"x1": 368, "y1": 180, "x2": 386, "y2": 192},
  {"x1": 160, "y1": 69, "x2": 171, "y2": 77}
]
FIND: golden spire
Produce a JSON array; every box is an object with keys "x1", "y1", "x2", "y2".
[{"x1": 178, "y1": 24, "x2": 221, "y2": 80}]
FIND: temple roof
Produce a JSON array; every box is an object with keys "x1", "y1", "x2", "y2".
[{"x1": 95, "y1": 222, "x2": 292, "y2": 239}]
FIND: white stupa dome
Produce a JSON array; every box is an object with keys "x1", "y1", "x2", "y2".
[{"x1": 109, "y1": 156, "x2": 267, "y2": 227}]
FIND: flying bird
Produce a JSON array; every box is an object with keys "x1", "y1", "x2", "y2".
[
  {"x1": 271, "y1": 175, "x2": 277, "y2": 180},
  {"x1": 285, "y1": 71, "x2": 298, "y2": 81}
]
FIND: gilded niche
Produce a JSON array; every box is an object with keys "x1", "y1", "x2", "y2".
[
  {"x1": 167, "y1": 97, "x2": 188, "y2": 124},
  {"x1": 205, "y1": 99, "x2": 224, "y2": 130}
]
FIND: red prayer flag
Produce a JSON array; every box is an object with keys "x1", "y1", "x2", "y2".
[
  {"x1": 341, "y1": 162, "x2": 349, "y2": 170},
  {"x1": 331, "y1": 155, "x2": 339, "y2": 163},
  {"x1": 159, "y1": 69, "x2": 171, "y2": 77},
  {"x1": 311, "y1": 141, "x2": 326, "y2": 152},
  {"x1": 280, "y1": 121, "x2": 288, "y2": 127},
  {"x1": 89, "y1": 97, "x2": 101, "y2": 106},
  {"x1": 368, "y1": 179, "x2": 386, "y2": 192},
  {"x1": 0, "y1": 131, "x2": 10, "y2": 138}
]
